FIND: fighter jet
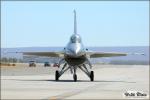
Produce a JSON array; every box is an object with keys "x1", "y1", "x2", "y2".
[{"x1": 22, "y1": 10, "x2": 135, "y2": 81}]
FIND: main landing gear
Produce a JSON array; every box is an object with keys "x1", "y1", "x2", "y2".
[
  {"x1": 90, "y1": 71, "x2": 94, "y2": 81},
  {"x1": 55, "y1": 59, "x2": 94, "y2": 82},
  {"x1": 55, "y1": 67, "x2": 94, "y2": 82},
  {"x1": 55, "y1": 70, "x2": 59, "y2": 81},
  {"x1": 78, "y1": 64, "x2": 94, "y2": 81}
]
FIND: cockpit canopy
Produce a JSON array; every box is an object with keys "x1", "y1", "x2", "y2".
[{"x1": 70, "y1": 34, "x2": 81, "y2": 43}]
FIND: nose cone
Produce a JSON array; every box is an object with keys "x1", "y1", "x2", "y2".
[
  {"x1": 72, "y1": 48, "x2": 80, "y2": 56},
  {"x1": 69, "y1": 43, "x2": 82, "y2": 57}
]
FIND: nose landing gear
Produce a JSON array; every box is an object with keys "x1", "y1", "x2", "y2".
[{"x1": 73, "y1": 74, "x2": 77, "y2": 82}]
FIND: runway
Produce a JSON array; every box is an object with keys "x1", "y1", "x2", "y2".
[{"x1": 1, "y1": 64, "x2": 149, "y2": 99}]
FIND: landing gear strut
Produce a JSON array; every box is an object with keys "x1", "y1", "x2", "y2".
[
  {"x1": 55, "y1": 63, "x2": 69, "y2": 81},
  {"x1": 78, "y1": 64, "x2": 94, "y2": 81}
]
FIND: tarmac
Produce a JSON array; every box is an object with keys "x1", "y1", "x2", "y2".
[{"x1": 1, "y1": 63, "x2": 149, "y2": 99}]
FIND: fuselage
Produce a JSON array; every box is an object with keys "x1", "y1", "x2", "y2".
[{"x1": 64, "y1": 34, "x2": 87, "y2": 66}]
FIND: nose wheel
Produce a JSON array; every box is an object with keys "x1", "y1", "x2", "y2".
[{"x1": 73, "y1": 74, "x2": 77, "y2": 82}]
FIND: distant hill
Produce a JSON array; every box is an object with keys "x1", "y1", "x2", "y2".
[{"x1": 1, "y1": 46, "x2": 149, "y2": 64}]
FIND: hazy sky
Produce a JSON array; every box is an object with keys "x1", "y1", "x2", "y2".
[{"x1": 1, "y1": 1, "x2": 149, "y2": 48}]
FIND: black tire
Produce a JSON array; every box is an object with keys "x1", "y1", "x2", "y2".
[
  {"x1": 55, "y1": 70, "x2": 59, "y2": 81},
  {"x1": 73, "y1": 74, "x2": 77, "y2": 82},
  {"x1": 90, "y1": 71, "x2": 94, "y2": 81}
]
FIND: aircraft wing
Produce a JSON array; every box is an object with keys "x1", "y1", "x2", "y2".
[
  {"x1": 22, "y1": 51, "x2": 64, "y2": 57},
  {"x1": 86, "y1": 51, "x2": 127, "y2": 58}
]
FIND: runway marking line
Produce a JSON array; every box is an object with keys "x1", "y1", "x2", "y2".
[
  {"x1": 46, "y1": 79, "x2": 136, "y2": 100},
  {"x1": 47, "y1": 83, "x2": 102, "y2": 100}
]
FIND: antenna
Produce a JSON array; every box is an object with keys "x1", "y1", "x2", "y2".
[{"x1": 74, "y1": 10, "x2": 77, "y2": 34}]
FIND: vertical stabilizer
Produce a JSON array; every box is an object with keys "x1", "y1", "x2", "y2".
[{"x1": 74, "y1": 10, "x2": 77, "y2": 34}]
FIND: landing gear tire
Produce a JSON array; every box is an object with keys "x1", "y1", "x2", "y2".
[
  {"x1": 55, "y1": 70, "x2": 59, "y2": 81},
  {"x1": 73, "y1": 74, "x2": 77, "y2": 82},
  {"x1": 90, "y1": 71, "x2": 94, "y2": 81}
]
